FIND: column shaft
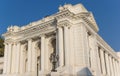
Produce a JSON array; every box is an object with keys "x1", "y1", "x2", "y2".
[
  {"x1": 31, "y1": 42, "x2": 37, "y2": 72},
  {"x1": 41, "y1": 36, "x2": 45, "y2": 71},
  {"x1": 44, "y1": 38, "x2": 49, "y2": 71},
  {"x1": 109, "y1": 56, "x2": 114, "y2": 76},
  {"x1": 11, "y1": 43, "x2": 17, "y2": 73},
  {"x1": 3, "y1": 43, "x2": 8, "y2": 74},
  {"x1": 113, "y1": 59, "x2": 116, "y2": 76},
  {"x1": 64, "y1": 26, "x2": 70, "y2": 66},
  {"x1": 7, "y1": 43, "x2": 12, "y2": 73},
  {"x1": 105, "y1": 53, "x2": 110, "y2": 76},
  {"x1": 27, "y1": 39, "x2": 32, "y2": 72},
  {"x1": 15, "y1": 42, "x2": 21, "y2": 73},
  {"x1": 117, "y1": 61, "x2": 120, "y2": 76},
  {"x1": 97, "y1": 47, "x2": 102, "y2": 75},
  {"x1": 100, "y1": 49, "x2": 106, "y2": 75},
  {"x1": 116, "y1": 61, "x2": 119, "y2": 76},
  {"x1": 58, "y1": 27, "x2": 64, "y2": 67},
  {"x1": 20, "y1": 44, "x2": 25, "y2": 74}
]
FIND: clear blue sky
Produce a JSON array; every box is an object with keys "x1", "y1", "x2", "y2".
[{"x1": 0, "y1": 0, "x2": 120, "y2": 51}]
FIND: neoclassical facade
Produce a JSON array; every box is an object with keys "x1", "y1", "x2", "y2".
[{"x1": 1, "y1": 3, "x2": 120, "y2": 76}]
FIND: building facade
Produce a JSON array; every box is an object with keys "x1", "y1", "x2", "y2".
[{"x1": 1, "y1": 3, "x2": 120, "y2": 76}]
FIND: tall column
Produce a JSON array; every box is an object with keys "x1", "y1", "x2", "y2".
[
  {"x1": 27, "y1": 39, "x2": 32, "y2": 72},
  {"x1": 15, "y1": 42, "x2": 21, "y2": 73},
  {"x1": 105, "y1": 53, "x2": 110, "y2": 76},
  {"x1": 116, "y1": 61, "x2": 119, "y2": 76},
  {"x1": 58, "y1": 27, "x2": 64, "y2": 67},
  {"x1": 7, "y1": 43, "x2": 12, "y2": 73},
  {"x1": 63, "y1": 26, "x2": 70, "y2": 66},
  {"x1": 3, "y1": 43, "x2": 8, "y2": 74},
  {"x1": 109, "y1": 56, "x2": 114, "y2": 76},
  {"x1": 20, "y1": 44, "x2": 25, "y2": 74},
  {"x1": 41, "y1": 36, "x2": 45, "y2": 71},
  {"x1": 11, "y1": 43, "x2": 17, "y2": 73},
  {"x1": 113, "y1": 59, "x2": 117, "y2": 76},
  {"x1": 69, "y1": 27, "x2": 74, "y2": 66},
  {"x1": 100, "y1": 49, "x2": 106, "y2": 75},
  {"x1": 97, "y1": 47, "x2": 102, "y2": 75},
  {"x1": 117, "y1": 61, "x2": 120, "y2": 76},
  {"x1": 44, "y1": 38, "x2": 49, "y2": 71},
  {"x1": 31, "y1": 41, "x2": 37, "y2": 72}
]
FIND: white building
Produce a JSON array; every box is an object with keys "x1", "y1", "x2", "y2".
[{"x1": 1, "y1": 3, "x2": 120, "y2": 76}]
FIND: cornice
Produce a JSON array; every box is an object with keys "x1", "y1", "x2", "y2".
[
  {"x1": 3, "y1": 18, "x2": 56, "y2": 37},
  {"x1": 16, "y1": 26, "x2": 56, "y2": 42},
  {"x1": 74, "y1": 13, "x2": 99, "y2": 32},
  {"x1": 54, "y1": 10, "x2": 74, "y2": 20},
  {"x1": 96, "y1": 34, "x2": 119, "y2": 60}
]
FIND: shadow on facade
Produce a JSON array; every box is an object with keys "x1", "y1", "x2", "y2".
[{"x1": 77, "y1": 67, "x2": 93, "y2": 76}]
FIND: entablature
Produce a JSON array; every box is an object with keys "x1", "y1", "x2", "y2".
[{"x1": 96, "y1": 34, "x2": 119, "y2": 60}]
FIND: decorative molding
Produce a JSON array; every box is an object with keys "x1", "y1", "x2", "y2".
[{"x1": 96, "y1": 34, "x2": 118, "y2": 59}]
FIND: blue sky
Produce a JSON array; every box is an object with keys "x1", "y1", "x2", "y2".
[{"x1": 0, "y1": 0, "x2": 120, "y2": 51}]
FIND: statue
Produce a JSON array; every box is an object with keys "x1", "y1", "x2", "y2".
[{"x1": 49, "y1": 51, "x2": 59, "y2": 72}]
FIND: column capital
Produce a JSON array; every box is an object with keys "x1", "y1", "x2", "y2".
[
  {"x1": 27, "y1": 38, "x2": 33, "y2": 42},
  {"x1": 4, "y1": 42, "x2": 8, "y2": 45},
  {"x1": 13, "y1": 42, "x2": 17, "y2": 45},
  {"x1": 16, "y1": 42, "x2": 21, "y2": 45},
  {"x1": 39, "y1": 34, "x2": 46, "y2": 39},
  {"x1": 57, "y1": 21, "x2": 71, "y2": 28},
  {"x1": 57, "y1": 25, "x2": 63, "y2": 28},
  {"x1": 100, "y1": 48, "x2": 104, "y2": 52}
]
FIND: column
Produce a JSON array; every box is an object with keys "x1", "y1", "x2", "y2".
[
  {"x1": 63, "y1": 26, "x2": 70, "y2": 66},
  {"x1": 100, "y1": 49, "x2": 106, "y2": 75},
  {"x1": 7, "y1": 43, "x2": 12, "y2": 73},
  {"x1": 20, "y1": 44, "x2": 25, "y2": 74},
  {"x1": 41, "y1": 36, "x2": 45, "y2": 71},
  {"x1": 3, "y1": 43, "x2": 8, "y2": 74},
  {"x1": 69, "y1": 27, "x2": 74, "y2": 66},
  {"x1": 115, "y1": 60, "x2": 119, "y2": 76},
  {"x1": 31, "y1": 41, "x2": 37, "y2": 72},
  {"x1": 105, "y1": 53, "x2": 110, "y2": 76},
  {"x1": 117, "y1": 62, "x2": 120, "y2": 76},
  {"x1": 11, "y1": 43, "x2": 17, "y2": 73},
  {"x1": 97, "y1": 47, "x2": 102, "y2": 75},
  {"x1": 113, "y1": 59, "x2": 117, "y2": 76},
  {"x1": 58, "y1": 27, "x2": 64, "y2": 67},
  {"x1": 109, "y1": 56, "x2": 114, "y2": 76},
  {"x1": 27, "y1": 39, "x2": 32, "y2": 72},
  {"x1": 44, "y1": 38, "x2": 49, "y2": 71},
  {"x1": 15, "y1": 42, "x2": 21, "y2": 73}
]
